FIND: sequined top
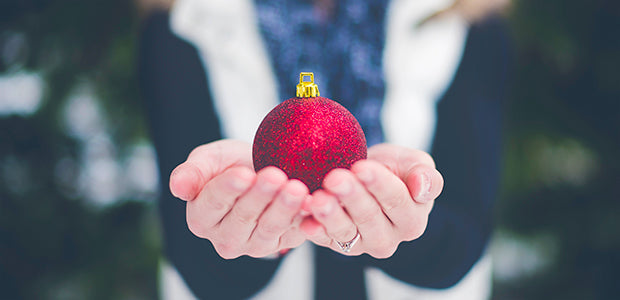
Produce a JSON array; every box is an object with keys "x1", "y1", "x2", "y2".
[{"x1": 256, "y1": 0, "x2": 388, "y2": 145}]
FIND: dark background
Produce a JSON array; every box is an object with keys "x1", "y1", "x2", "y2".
[{"x1": 1, "y1": 0, "x2": 619, "y2": 299}]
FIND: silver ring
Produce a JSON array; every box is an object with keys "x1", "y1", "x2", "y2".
[{"x1": 336, "y1": 231, "x2": 361, "y2": 253}]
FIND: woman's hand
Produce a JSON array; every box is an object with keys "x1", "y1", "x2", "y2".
[
  {"x1": 301, "y1": 144, "x2": 444, "y2": 258},
  {"x1": 169, "y1": 140, "x2": 309, "y2": 259}
]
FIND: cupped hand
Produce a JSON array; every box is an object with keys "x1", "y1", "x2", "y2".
[
  {"x1": 300, "y1": 143, "x2": 444, "y2": 258},
  {"x1": 169, "y1": 139, "x2": 310, "y2": 259}
]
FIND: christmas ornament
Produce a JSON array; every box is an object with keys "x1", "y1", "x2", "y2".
[{"x1": 252, "y1": 72, "x2": 367, "y2": 192}]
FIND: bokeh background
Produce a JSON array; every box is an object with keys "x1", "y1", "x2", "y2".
[{"x1": 1, "y1": 0, "x2": 618, "y2": 299}]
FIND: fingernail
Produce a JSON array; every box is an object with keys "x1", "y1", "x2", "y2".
[
  {"x1": 170, "y1": 167, "x2": 193, "y2": 199},
  {"x1": 416, "y1": 172, "x2": 432, "y2": 203},
  {"x1": 171, "y1": 167, "x2": 182, "y2": 179},
  {"x1": 283, "y1": 192, "x2": 302, "y2": 208},
  {"x1": 330, "y1": 179, "x2": 352, "y2": 196},
  {"x1": 356, "y1": 169, "x2": 374, "y2": 184},
  {"x1": 171, "y1": 166, "x2": 190, "y2": 183},
  {"x1": 318, "y1": 200, "x2": 333, "y2": 218},
  {"x1": 258, "y1": 177, "x2": 279, "y2": 192}
]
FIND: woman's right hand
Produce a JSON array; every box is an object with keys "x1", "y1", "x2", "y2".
[{"x1": 169, "y1": 139, "x2": 309, "y2": 259}]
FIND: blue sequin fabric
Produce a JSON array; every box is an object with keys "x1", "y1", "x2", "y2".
[{"x1": 255, "y1": 0, "x2": 388, "y2": 146}]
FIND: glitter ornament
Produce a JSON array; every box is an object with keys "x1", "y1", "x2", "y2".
[{"x1": 252, "y1": 72, "x2": 367, "y2": 192}]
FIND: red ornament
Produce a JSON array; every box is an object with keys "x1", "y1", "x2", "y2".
[{"x1": 252, "y1": 72, "x2": 367, "y2": 192}]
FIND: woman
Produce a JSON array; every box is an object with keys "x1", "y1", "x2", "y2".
[{"x1": 138, "y1": 0, "x2": 510, "y2": 299}]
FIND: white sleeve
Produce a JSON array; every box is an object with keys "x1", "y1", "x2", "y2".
[{"x1": 170, "y1": 0, "x2": 279, "y2": 143}]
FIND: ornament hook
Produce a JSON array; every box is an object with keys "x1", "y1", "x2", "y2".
[{"x1": 296, "y1": 72, "x2": 320, "y2": 98}]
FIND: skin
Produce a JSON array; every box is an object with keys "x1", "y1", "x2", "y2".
[{"x1": 170, "y1": 139, "x2": 444, "y2": 259}]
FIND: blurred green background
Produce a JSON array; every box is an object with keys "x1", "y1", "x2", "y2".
[{"x1": 1, "y1": 0, "x2": 618, "y2": 299}]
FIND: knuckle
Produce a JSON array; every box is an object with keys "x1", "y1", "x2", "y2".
[
  {"x1": 247, "y1": 244, "x2": 276, "y2": 258},
  {"x1": 208, "y1": 196, "x2": 231, "y2": 211},
  {"x1": 256, "y1": 222, "x2": 283, "y2": 240},
  {"x1": 370, "y1": 239, "x2": 397, "y2": 258},
  {"x1": 405, "y1": 223, "x2": 427, "y2": 241},
  {"x1": 281, "y1": 232, "x2": 304, "y2": 249},
  {"x1": 215, "y1": 242, "x2": 241, "y2": 259},
  {"x1": 374, "y1": 239, "x2": 391, "y2": 252},
  {"x1": 372, "y1": 246, "x2": 397, "y2": 259},
  {"x1": 247, "y1": 252, "x2": 266, "y2": 259},
  {"x1": 186, "y1": 215, "x2": 207, "y2": 238},
  {"x1": 232, "y1": 206, "x2": 256, "y2": 226},
  {"x1": 402, "y1": 216, "x2": 428, "y2": 241},
  {"x1": 313, "y1": 235, "x2": 333, "y2": 248},
  {"x1": 382, "y1": 190, "x2": 408, "y2": 213},
  {"x1": 334, "y1": 225, "x2": 356, "y2": 242},
  {"x1": 355, "y1": 208, "x2": 379, "y2": 227}
]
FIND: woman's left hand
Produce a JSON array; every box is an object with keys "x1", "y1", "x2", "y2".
[{"x1": 300, "y1": 143, "x2": 444, "y2": 258}]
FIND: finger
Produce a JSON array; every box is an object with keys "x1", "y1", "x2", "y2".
[
  {"x1": 170, "y1": 140, "x2": 252, "y2": 201},
  {"x1": 278, "y1": 227, "x2": 307, "y2": 251},
  {"x1": 300, "y1": 216, "x2": 323, "y2": 236},
  {"x1": 322, "y1": 169, "x2": 388, "y2": 239},
  {"x1": 299, "y1": 217, "x2": 334, "y2": 248},
  {"x1": 351, "y1": 160, "x2": 417, "y2": 224},
  {"x1": 252, "y1": 179, "x2": 308, "y2": 242},
  {"x1": 405, "y1": 164, "x2": 444, "y2": 204},
  {"x1": 368, "y1": 144, "x2": 435, "y2": 179},
  {"x1": 301, "y1": 215, "x2": 364, "y2": 256},
  {"x1": 219, "y1": 166, "x2": 288, "y2": 239},
  {"x1": 309, "y1": 190, "x2": 358, "y2": 246},
  {"x1": 366, "y1": 144, "x2": 443, "y2": 205},
  {"x1": 352, "y1": 160, "x2": 429, "y2": 241},
  {"x1": 186, "y1": 166, "x2": 254, "y2": 237},
  {"x1": 170, "y1": 162, "x2": 204, "y2": 201}
]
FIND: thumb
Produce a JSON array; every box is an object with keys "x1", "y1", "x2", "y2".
[
  {"x1": 367, "y1": 143, "x2": 436, "y2": 179},
  {"x1": 169, "y1": 139, "x2": 253, "y2": 201},
  {"x1": 368, "y1": 143, "x2": 443, "y2": 203},
  {"x1": 404, "y1": 165, "x2": 444, "y2": 204}
]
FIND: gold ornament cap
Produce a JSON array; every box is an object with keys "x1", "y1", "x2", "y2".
[{"x1": 296, "y1": 72, "x2": 320, "y2": 98}]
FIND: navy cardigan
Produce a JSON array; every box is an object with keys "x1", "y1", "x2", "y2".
[{"x1": 138, "y1": 11, "x2": 509, "y2": 300}]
